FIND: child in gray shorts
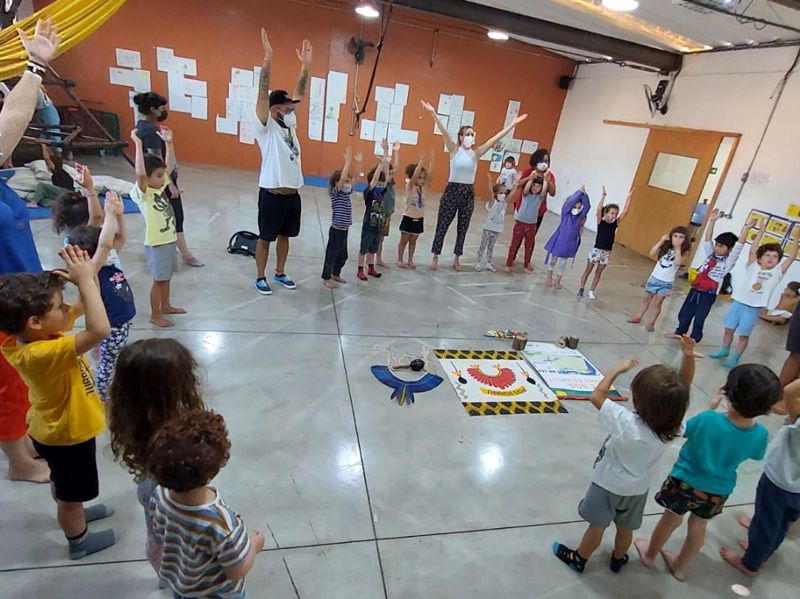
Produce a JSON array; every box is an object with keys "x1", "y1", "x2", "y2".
[{"x1": 552, "y1": 336, "x2": 695, "y2": 574}]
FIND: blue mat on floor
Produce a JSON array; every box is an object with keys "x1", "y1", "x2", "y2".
[{"x1": 27, "y1": 196, "x2": 140, "y2": 220}]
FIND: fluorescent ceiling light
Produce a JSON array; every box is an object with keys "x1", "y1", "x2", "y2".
[
  {"x1": 355, "y1": 3, "x2": 380, "y2": 18},
  {"x1": 487, "y1": 30, "x2": 509, "y2": 40},
  {"x1": 602, "y1": 0, "x2": 639, "y2": 10}
]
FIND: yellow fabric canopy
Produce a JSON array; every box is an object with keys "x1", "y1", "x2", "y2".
[{"x1": 0, "y1": 0, "x2": 127, "y2": 80}]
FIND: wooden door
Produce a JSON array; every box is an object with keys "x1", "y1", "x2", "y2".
[{"x1": 617, "y1": 128, "x2": 722, "y2": 258}]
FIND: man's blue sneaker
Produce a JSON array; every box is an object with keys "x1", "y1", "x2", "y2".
[
  {"x1": 254, "y1": 278, "x2": 272, "y2": 295},
  {"x1": 273, "y1": 273, "x2": 296, "y2": 290}
]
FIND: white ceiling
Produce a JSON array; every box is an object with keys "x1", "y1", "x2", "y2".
[{"x1": 468, "y1": 0, "x2": 800, "y2": 53}]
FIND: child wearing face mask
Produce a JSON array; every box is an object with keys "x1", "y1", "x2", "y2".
[
  {"x1": 398, "y1": 152, "x2": 434, "y2": 269},
  {"x1": 578, "y1": 186, "x2": 631, "y2": 300},
  {"x1": 476, "y1": 175, "x2": 508, "y2": 272},
  {"x1": 358, "y1": 140, "x2": 389, "y2": 281},
  {"x1": 376, "y1": 143, "x2": 400, "y2": 269},
  {"x1": 504, "y1": 172, "x2": 547, "y2": 274},
  {"x1": 544, "y1": 188, "x2": 591, "y2": 288},
  {"x1": 322, "y1": 148, "x2": 362, "y2": 289},
  {"x1": 497, "y1": 156, "x2": 518, "y2": 191},
  {"x1": 710, "y1": 225, "x2": 800, "y2": 367}
]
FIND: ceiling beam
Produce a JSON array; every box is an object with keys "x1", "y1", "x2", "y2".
[
  {"x1": 769, "y1": 0, "x2": 800, "y2": 10},
  {"x1": 386, "y1": 0, "x2": 682, "y2": 72}
]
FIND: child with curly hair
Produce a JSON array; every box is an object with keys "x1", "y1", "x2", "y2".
[
  {"x1": 148, "y1": 410, "x2": 264, "y2": 598},
  {"x1": 108, "y1": 338, "x2": 206, "y2": 584}
]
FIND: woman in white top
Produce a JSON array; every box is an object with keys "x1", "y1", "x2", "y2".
[{"x1": 420, "y1": 100, "x2": 527, "y2": 271}]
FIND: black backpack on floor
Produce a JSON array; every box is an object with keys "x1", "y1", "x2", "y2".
[{"x1": 227, "y1": 231, "x2": 258, "y2": 258}]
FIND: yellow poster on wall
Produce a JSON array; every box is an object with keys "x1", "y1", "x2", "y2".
[
  {"x1": 787, "y1": 204, "x2": 800, "y2": 219},
  {"x1": 747, "y1": 209, "x2": 770, "y2": 229},
  {"x1": 766, "y1": 216, "x2": 792, "y2": 237}
]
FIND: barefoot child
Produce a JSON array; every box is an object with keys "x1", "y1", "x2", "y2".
[
  {"x1": 578, "y1": 186, "x2": 631, "y2": 300},
  {"x1": 544, "y1": 188, "x2": 590, "y2": 288},
  {"x1": 476, "y1": 173, "x2": 507, "y2": 272},
  {"x1": 711, "y1": 224, "x2": 800, "y2": 367},
  {"x1": 553, "y1": 336, "x2": 693, "y2": 574},
  {"x1": 130, "y1": 127, "x2": 185, "y2": 327},
  {"x1": 358, "y1": 139, "x2": 389, "y2": 281},
  {"x1": 505, "y1": 171, "x2": 547, "y2": 274},
  {"x1": 397, "y1": 152, "x2": 433, "y2": 269},
  {"x1": 148, "y1": 410, "x2": 264, "y2": 598},
  {"x1": 497, "y1": 155, "x2": 518, "y2": 190},
  {"x1": 720, "y1": 377, "x2": 800, "y2": 577},
  {"x1": 376, "y1": 142, "x2": 400, "y2": 268},
  {"x1": 322, "y1": 148, "x2": 362, "y2": 289},
  {"x1": 629, "y1": 227, "x2": 690, "y2": 332},
  {"x1": 673, "y1": 209, "x2": 748, "y2": 342},
  {"x1": 0, "y1": 246, "x2": 117, "y2": 560},
  {"x1": 635, "y1": 363, "x2": 782, "y2": 581},
  {"x1": 66, "y1": 192, "x2": 135, "y2": 400},
  {"x1": 109, "y1": 339, "x2": 206, "y2": 583}
]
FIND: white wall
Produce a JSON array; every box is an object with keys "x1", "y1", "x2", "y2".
[{"x1": 551, "y1": 46, "x2": 800, "y2": 293}]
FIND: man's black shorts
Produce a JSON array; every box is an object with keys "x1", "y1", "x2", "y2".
[{"x1": 258, "y1": 189, "x2": 302, "y2": 242}]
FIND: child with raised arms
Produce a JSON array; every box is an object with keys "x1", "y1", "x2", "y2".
[
  {"x1": 358, "y1": 139, "x2": 389, "y2": 281},
  {"x1": 322, "y1": 147, "x2": 362, "y2": 289},
  {"x1": 397, "y1": 151, "x2": 434, "y2": 269},
  {"x1": 553, "y1": 335, "x2": 694, "y2": 574},
  {"x1": 710, "y1": 224, "x2": 800, "y2": 367},
  {"x1": 0, "y1": 246, "x2": 116, "y2": 560},
  {"x1": 475, "y1": 173, "x2": 507, "y2": 272},
  {"x1": 578, "y1": 186, "x2": 630, "y2": 300},
  {"x1": 635, "y1": 363, "x2": 782, "y2": 581},
  {"x1": 629, "y1": 226, "x2": 690, "y2": 332}
]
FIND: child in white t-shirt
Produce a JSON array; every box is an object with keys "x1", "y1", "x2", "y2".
[
  {"x1": 629, "y1": 227, "x2": 690, "y2": 332},
  {"x1": 711, "y1": 225, "x2": 800, "y2": 367},
  {"x1": 552, "y1": 336, "x2": 694, "y2": 574},
  {"x1": 475, "y1": 174, "x2": 507, "y2": 272},
  {"x1": 496, "y1": 156, "x2": 518, "y2": 190}
]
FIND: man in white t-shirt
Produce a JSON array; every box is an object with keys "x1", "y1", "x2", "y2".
[
  {"x1": 252, "y1": 28, "x2": 312, "y2": 296},
  {"x1": 710, "y1": 225, "x2": 800, "y2": 367}
]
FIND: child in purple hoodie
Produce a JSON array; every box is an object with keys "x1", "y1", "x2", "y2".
[{"x1": 545, "y1": 188, "x2": 590, "y2": 288}]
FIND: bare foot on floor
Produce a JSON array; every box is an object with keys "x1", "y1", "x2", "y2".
[
  {"x1": 554, "y1": 282, "x2": 562, "y2": 289},
  {"x1": 397, "y1": 262, "x2": 409, "y2": 269},
  {"x1": 504, "y1": 266, "x2": 512, "y2": 273},
  {"x1": 408, "y1": 261, "x2": 417, "y2": 269},
  {"x1": 452, "y1": 261, "x2": 462, "y2": 272},
  {"x1": 429, "y1": 261, "x2": 438, "y2": 271},
  {"x1": 720, "y1": 547, "x2": 758, "y2": 577},
  {"x1": 332, "y1": 276, "x2": 347, "y2": 283},
  {"x1": 163, "y1": 306, "x2": 187, "y2": 314},
  {"x1": 660, "y1": 549, "x2": 685, "y2": 582},
  {"x1": 9, "y1": 461, "x2": 51, "y2": 484},
  {"x1": 634, "y1": 539, "x2": 655, "y2": 568},
  {"x1": 736, "y1": 514, "x2": 752, "y2": 530},
  {"x1": 663, "y1": 332, "x2": 681, "y2": 339},
  {"x1": 322, "y1": 279, "x2": 338, "y2": 289},
  {"x1": 377, "y1": 261, "x2": 389, "y2": 268},
  {"x1": 737, "y1": 538, "x2": 749, "y2": 551},
  {"x1": 524, "y1": 267, "x2": 534, "y2": 275},
  {"x1": 150, "y1": 316, "x2": 174, "y2": 328}
]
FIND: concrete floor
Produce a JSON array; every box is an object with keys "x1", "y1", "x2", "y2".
[{"x1": 0, "y1": 156, "x2": 797, "y2": 598}]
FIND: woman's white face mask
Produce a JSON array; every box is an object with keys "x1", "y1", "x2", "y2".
[
  {"x1": 496, "y1": 193, "x2": 507, "y2": 202},
  {"x1": 537, "y1": 161, "x2": 549, "y2": 171},
  {"x1": 571, "y1": 206, "x2": 582, "y2": 216},
  {"x1": 462, "y1": 134, "x2": 475, "y2": 149}
]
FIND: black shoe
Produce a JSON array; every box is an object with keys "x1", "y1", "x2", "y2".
[
  {"x1": 553, "y1": 542, "x2": 586, "y2": 573},
  {"x1": 609, "y1": 552, "x2": 629, "y2": 573}
]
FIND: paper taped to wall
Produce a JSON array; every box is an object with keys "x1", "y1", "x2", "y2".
[
  {"x1": 116, "y1": 49, "x2": 140, "y2": 69},
  {"x1": 156, "y1": 47, "x2": 174, "y2": 72},
  {"x1": 109, "y1": 67, "x2": 135, "y2": 87},
  {"x1": 327, "y1": 71, "x2": 348, "y2": 103},
  {"x1": 191, "y1": 96, "x2": 208, "y2": 120},
  {"x1": 324, "y1": 118, "x2": 339, "y2": 143},
  {"x1": 437, "y1": 94, "x2": 452, "y2": 115},
  {"x1": 239, "y1": 121, "x2": 256, "y2": 144},
  {"x1": 521, "y1": 140, "x2": 539, "y2": 154},
  {"x1": 389, "y1": 104, "x2": 404, "y2": 125},
  {"x1": 461, "y1": 110, "x2": 474, "y2": 127},
  {"x1": 399, "y1": 129, "x2": 418, "y2": 145},
  {"x1": 373, "y1": 121, "x2": 389, "y2": 143},
  {"x1": 309, "y1": 118, "x2": 323, "y2": 141},
  {"x1": 375, "y1": 102, "x2": 390, "y2": 124},
  {"x1": 132, "y1": 69, "x2": 150, "y2": 93},
  {"x1": 171, "y1": 57, "x2": 196, "y2": 76},
  {"x1": 232, "y1": 68, "x2": 252, "y2": 87},
  {"x1": 215, "y1": 115, "x2": 238, "y2": 135},
  {"x1": 360, "y1": 119, "x2": 375, "y2": 141},
  {"x1": 394, "y1": 83, "x2": 409, "y2": 106},
  {"x1": 375, "y1": 86, "x2": 394, "y2": 105},
  {"x1": 434, "y1": 114, "x2": 447, "y2": 135},
  {"x1": 185, "y1": 79, "x2": 207, "y2": 98}
]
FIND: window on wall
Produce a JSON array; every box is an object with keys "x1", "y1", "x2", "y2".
[{"x1": 648, "y1": 152, "x2": 699, "y2": 195}]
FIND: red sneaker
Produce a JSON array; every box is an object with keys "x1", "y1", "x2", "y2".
[
  {"x1": 357, "y1": 270, "x2": 368, "y2": 281},
  {"x1": 368, "y1": 267, "x2": 382, "y2": 278}
]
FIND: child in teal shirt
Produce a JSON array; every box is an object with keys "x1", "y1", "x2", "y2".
[{"x1": 635, "y1": 364, "x2": 782, "y2": 582}]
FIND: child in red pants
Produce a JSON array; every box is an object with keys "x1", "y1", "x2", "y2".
[{"x1": 505, "y1": 171, "x2": 548, "y2": 274}]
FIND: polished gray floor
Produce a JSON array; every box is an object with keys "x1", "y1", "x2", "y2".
[{"x1": 1, "y1": 157, "x2": 797, "y2": 598}]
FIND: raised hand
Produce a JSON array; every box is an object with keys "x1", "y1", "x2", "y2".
[
  {"x1": 261, "y1": 28, "x2": 273, "y2": 61},
  {"x1": 661, "y1": 233, "x2": 671, "y2": 243},
  {"x1": 710, "y1": 208, "x2": 721, "y2": 221},
  {"x1": 392, "y1": 141, "x2": 401, "y2": 153},
  {"x1": 353, "y1": 151, "x2": 363, "y2": 163},
  {"x1": 601, "y1": 185, "x2": 607, "y2": 197},
  {"x1": 420, "y1": 100, "x2": 436, "y2": 113},
  {"x1": 157, "y1": 127, "x2": 174, "y2": 143},
  {"x1": 616, "y1": 358, "x2": 640, "y2": 373},
  {"x1": 512, "y1": 114, "x2": 528, "y2": 126},
  {"x1": 381, "y1": 137, "x2": 389, "y2": 155},
  {"x1": 105, "y1": 191, "x2": 123, "y2": 216},
  {"x1": 79, "y1": 164, "x2": 94, "y2": 190},
  {"x1": 17, "y1": 19, "x2": 59, "y2": 65},
  {"x1": 296, "y1": 39, "x2": 312, "y2": 66},
  {"x1": 58, "y1": 244, "x2": 94, "y2": 285},
  {"x1": 679, "y1": 334, "x2": 697, "y2": 358}
]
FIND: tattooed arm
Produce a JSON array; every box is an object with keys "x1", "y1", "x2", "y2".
[
  {"x1": 293, "y1": 39, "x2": 312, "y2": 102},
  {"x1": 255, "y1": 28, "x2": 273, "y2": 126}
]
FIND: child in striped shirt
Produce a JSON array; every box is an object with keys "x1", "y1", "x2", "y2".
[
  {"x1": 322, "y1": 147, "x2": 362, "y2": 289},
  {"x1": 147, "y1": 410, "x2": 263, "y2": 599}
]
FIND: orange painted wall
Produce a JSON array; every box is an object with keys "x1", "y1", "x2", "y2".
[{"x1": 42, "y1": 0, "x2": 573, "y2": 190}]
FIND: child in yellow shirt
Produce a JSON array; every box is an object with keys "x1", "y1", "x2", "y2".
[{"x1": 0, "y1": 245, "x2": 116, "y2": 560}]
